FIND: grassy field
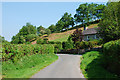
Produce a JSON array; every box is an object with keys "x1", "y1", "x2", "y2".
[
  {"x1": 50, "y1": 34, "x2": 70, "y2": 42},
  {"x1": 2, "y1": 54, "x2": 58, "y2": 78},
  {"x1": 80, "y1": 51, "x2": 118, "y2": 79}
]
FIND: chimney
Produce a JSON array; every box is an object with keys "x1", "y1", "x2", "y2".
[{"x1": 84, "y1": 26, "x2": 88, "y2": 30}]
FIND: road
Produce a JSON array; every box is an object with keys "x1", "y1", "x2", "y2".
[{"x1": 30, "y1": 54, "x2": 85, "y2": 78}]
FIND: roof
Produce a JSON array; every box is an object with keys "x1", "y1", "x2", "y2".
[{"x1": 82, "y1": 28, "x2": 99, "y2": 35}]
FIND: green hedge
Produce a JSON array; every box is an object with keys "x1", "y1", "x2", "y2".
[
  {"x1": 80, "y1": 51, "x2": 118, "y2": 78},
  {"x1": 54, "y1": 42, "x2": 62, "y2": 53},
  {"x1": 2, "y1": 43, "x2": 54, "y2": 62},
  {"x1": 103, "y1": 39, "x2": 120, "y2": 76},
  {"x1": 74, "y1": 39, "x2": 102, "y2": 49},
  {"x1": 62, "y1": 41, "x2": 73, "y2": 50}
]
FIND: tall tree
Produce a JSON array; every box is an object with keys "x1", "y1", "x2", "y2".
[
  {"x1": 56, "y1": 12, "x2": 74, "y2": 31},
  {"x1": 48, "y1": 24, "x2": 56, "y2": 33},
  {"x1": 11, "y1": 23, "x2": 37, "y2": 44},
  {"x1": 74, "y1": 3, "x2": 90, "y2": 30},
  {"x1": 19, "y1": 23, "x2": 37, "y2": 36},
  {"x1": 98, "y1": 2, "x2": 120, "y2": 42},
  {"x1": 37, "y1": 25, "x2": 46, "y2": 35},
  {"x1": 96, "y1": 4, "x2": 105, "y2": 20},
  {"x1": 45, "y1": 29, "x2": 51, "y2": 36},
  {"x1": 60, "y1": 12, "x2": 74, "y2": 29}
]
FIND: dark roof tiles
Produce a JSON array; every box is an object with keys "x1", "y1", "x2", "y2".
[{"x1": 83, "y1": 28, "x2": 99, "y2": 35}]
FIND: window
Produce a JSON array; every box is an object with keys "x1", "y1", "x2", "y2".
[
  {"x1": 94, "y1": 35, "x2": 96, "y2": 39},
  {"x1": 87, "y1": 36, "x2": 89, "y2": 41}
]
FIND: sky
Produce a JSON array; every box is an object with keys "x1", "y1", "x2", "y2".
[{"x1": 1, "y1": 1, "x2": 108, "y2": 41}]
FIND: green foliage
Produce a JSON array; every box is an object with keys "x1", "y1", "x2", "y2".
[
  {"x1": 74, "y1": 3, "x2": 105, "y2": 27},
  {"x1": 19, "y1": 23, "x2": 37, "y2": 36},
  {"x1": 37, "y1": 25, "x2": 46, "y2": 35},
  {"x1": 74, "y1": 39, "x2": 101, "y2": 49},
  {"x1": 11, "y1": 23, "x2": 37, "y2": 44},
  {"x1": 54, "y1": 42, "x2": 62, "y2": 53},
  {"x1": 62, "y1": 41, "x2": 73, "y2": 50},
  {"x1": 2, "y1": 43, "x2": 54, "y2": 62},
  {"x1": 11, "y1": 35, "x2": 25, "y2": 44},
  {"x1": 48, "y1": 24, "x2": 56, "y2": 33},
  {"x1": 103, "y1": 39, "x2": 120, "y2": 76},
  {"x1": 0, "y1": 35, "x2": 8, "y2": 43},
  {"x1": 98, "y1": 2, "x2": 120, "y2": 42},
  {"x1": 26, "y1": 34, "x2": 37, "y2": 42},
  {"x1": 80, "y1": 51, "x2": 118, "y2": 78},
  {"x1": 45, "y1": 29, "x2": 51, "y2": 36},
  {"x1": 56, "y1": 12, "x2": 74, "y2": 32},
  {"x1": 2, "y1": 54, "x2": 58, "y2": 78},
  {"x1": 75, "y1": 41, "x2": 85, "y2": 49},
  {"x1": 62, "y1": 35, "x2": 74, "y2": 50},
  {"x1": 71, "y1": 28, "x2": 83, "y2": 44},
  {"x1": 36, "y1": 38, "x2": 48, "y2": 44},
  {"x1": 48, "y1": 41, "x2": 55, "y2": 44}
]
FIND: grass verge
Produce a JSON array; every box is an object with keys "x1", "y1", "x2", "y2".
[
  {"x1": 80, "y1": 51, "x2": 118, "y2": 79},
  {"x1": 2, "y1": 53, "x2": 58, "y2": 79}
]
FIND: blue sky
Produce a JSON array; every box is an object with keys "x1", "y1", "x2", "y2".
[{"x1": 2, "y1": 2, "x2": 107, "y2": 41}]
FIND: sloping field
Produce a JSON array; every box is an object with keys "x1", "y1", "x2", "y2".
[
  {"x1": 32, "y1": 24, "x2": 98, "y2": 44},
  {"x1": 47, "y1": 24, "x2": 98, "y2": 42}
]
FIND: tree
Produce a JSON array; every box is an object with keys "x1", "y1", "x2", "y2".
[
  {"x1": 74, "y1": 3, "x2": 105, "y2": 29},
  {"x1": 11, "y1": 34, "x2": 25, "y2": 44},
  {"x1": 56, "y1": 12, "x2": 74, "y2": 32},
  {"x1": 0, "y1": 35, "x2": 8, "y2": 43},
  {"x1": 98, "y1": 2, "x2": 120, "y2": 42},
  {"x1": 74, "y1": 3, "x2": 90, "y2": 30},
  {"x1": 60, "y1": 12, "x2": 74, "y2": 30},
  {"x1": 26, "y1": 34, "x2": 37, "y2": 42},
  {"x1": 96, "y1": 4, "x2": 105, "y2": 20},
  {"x1": 56, "y1": 20, "x2": 64, "y2": 32},
  {"x1": 37, "y1": 25, "x2": 46, "y2": 35},
  {"x1": 48, "y1": 24, "x2": 56, "y2": 33},
  {"x1": 71, "y1": 28, "x2": 83, "y2": 44},
  {"x1": 45, "y1": 29, "x2": 51, "y2": 36},
  {"x1": 11, "y1": 23, "x2": 37, "y2": 44},
  {"x1": 19, "y1": 23, "x2": 37, "y2": 36}
]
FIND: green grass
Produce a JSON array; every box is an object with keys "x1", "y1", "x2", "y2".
[
  {"x1": 80, "y1": 51, "x2": 118, "y2": 79},
  {"x1": 2, "y1": 53, "x2": 58, "y2": 78},
  {"x1": 51, "y1": 34, "x2": 70, "y2": 42}
]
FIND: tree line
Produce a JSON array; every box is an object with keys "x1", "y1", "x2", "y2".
[{"x1": 11, "y1": 3, "x2": 106, "y2": 44}]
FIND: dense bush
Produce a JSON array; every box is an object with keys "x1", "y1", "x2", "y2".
[
  {"x1": 103, "y1": 39, "x2": 120, "y2": 76},
  {"x1": 80, "y1": 51, "x2": 118, "y2": 78},
  {"x1": 54, "y1": 42, "x2": 62, "y2": 53},
  {"x1": 43, "y1": 38, "x2": 48, "y2": 44},
  {"x1": 62, "y1": 41, "x2": 73, "y2": 50},
  {"x1": 36, "y1": 38, "x2": 44, "y2": 44},
  {"x1": 2, "y1": 43, "x2": 54, "y2": 62},
  {"x1": 74, "y1": 39, "x2": 103, "y2": 50},
  {"x1": 75, "y1": 41, "x2": 85, "y2": 49},
  {"x1": 26, "y1": 34, "x2": 37, "y2": 42},
  {"x1": 89, "y1": 39, "x2": 99, "y2": 46},
  {"x1": 48, "y1": 41, "x2": 55, "y2": 44}
]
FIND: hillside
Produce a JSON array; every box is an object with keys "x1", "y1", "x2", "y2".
[
  {"x1": 31, "y1": 24, "x2": 98, "y2": 44},
  {"x1": 41, "y1": 24, "x2": 98, "y2": 42}
]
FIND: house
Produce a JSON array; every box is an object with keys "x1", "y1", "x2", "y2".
[{"x1": 82, "y1": 27, "x2": 100, "y2": 41}]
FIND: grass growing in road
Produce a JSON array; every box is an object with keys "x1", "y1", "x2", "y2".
[
  {"x1": 80, "y1": 51, "x2": 118, "y2": 79},
  {"x1": 2, "y1": 54, "x2": 58, "y2": 78}
]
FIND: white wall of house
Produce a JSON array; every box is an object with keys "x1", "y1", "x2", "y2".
[{"x1": 83, "y1": 34, "x2": 100, "y2": 41}]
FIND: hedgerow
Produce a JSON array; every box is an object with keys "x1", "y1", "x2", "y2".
[
  {"x1": 2, "y1": 43, "x2": 54, "y2": 62},
  {"x1": 103, "y1": 39, "x2": 120, "y2": 76}
]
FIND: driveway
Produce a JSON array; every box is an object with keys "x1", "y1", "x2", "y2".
[{"x1": 30, "y1": 54, "x2": 85, "y2": 78}]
